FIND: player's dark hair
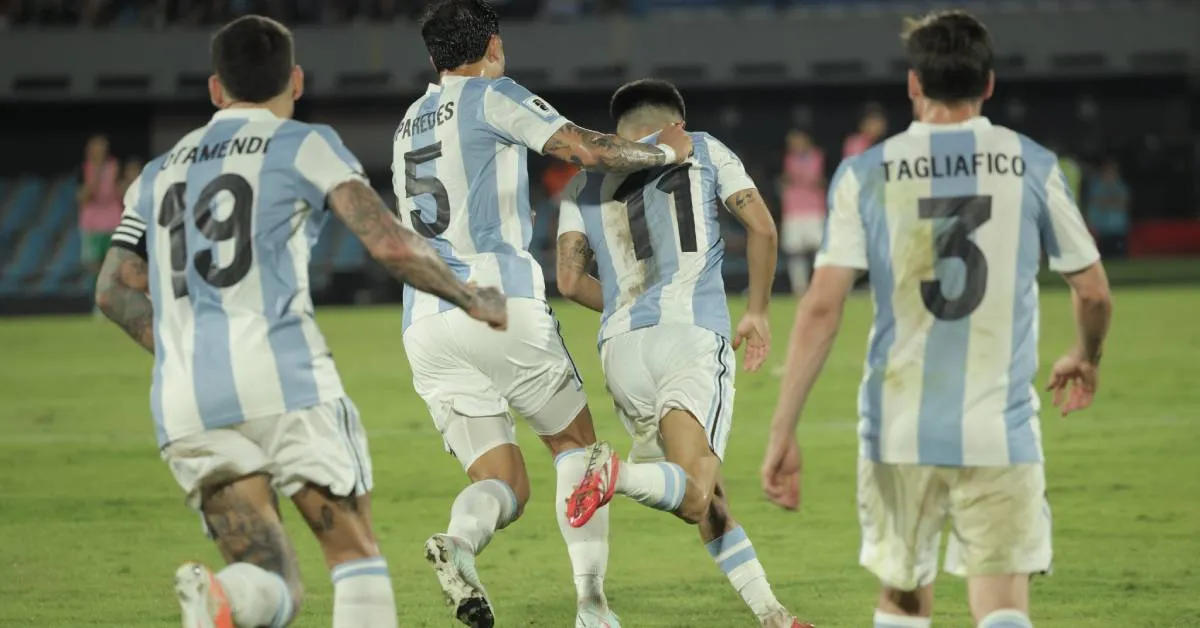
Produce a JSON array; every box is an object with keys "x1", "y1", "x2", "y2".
[
  {"x1": 211, "y1": 15, "x2": 294, "y2": 104},
  {"x1": 609, "y1": 79, "x2": 686, "y2": 124},
  {"x1": 420, "y1": 0, "x2": 500, "y2": 73},
  {"x1": 902, "y1": 10, "x2": 993, "y2": 103}
]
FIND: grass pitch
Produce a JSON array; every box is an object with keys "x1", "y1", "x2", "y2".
[{"x1": 1, "y1": 288, "x2": 1198, "y2": 626}]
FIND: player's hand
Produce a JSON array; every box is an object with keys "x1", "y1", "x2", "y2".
[
  {"x1": 1045, "y1": 352, "x2": 1098, "y2": 416},
  {"x1": 733, "y1": 312, "x2": 771, "y2": 372},
  {"x1": 466, "y1": 285, "x2": 508, "y2": 331},
  {"x1": 656, "y1": 123, "x2": 693, "y2": 164},
  {"x1": 761, "y1": 431, "x2": 801, "y2": 511}
]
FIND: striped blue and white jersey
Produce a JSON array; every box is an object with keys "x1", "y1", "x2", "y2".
[
  {"x1": 110, "y1": 108, "x2": 365, "y2": 448},
  {"x1": 557, "y1": 131, "x2": 756, "y2": 344},
  {"x1": 817, "y1": 117, "x2": 1100, "y2": 467},
  {"x1": 392, "y1": 75, "x2": 570, "y2": 330}
]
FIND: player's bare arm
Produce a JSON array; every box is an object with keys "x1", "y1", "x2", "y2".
[
  {"x1": 95, "y1": 247, "x2": 155, "y2": 353},
  {"x1": 542, "y1": 123, "x2": 691, "y2": 174},
  {"x1": 724, "y1": 188, "x2": 778, "y2": 371},
  {"x1": 1047, "y1": 261, "x2": 1112, "y2": 415},
  {"x1": 555, "y1": 232, "x2": 603, "y2": 312},
  {"x1": 328, "y1": 180, "x2": 507, "y2": 330},
  {"x1": 762, "y1": 265, "x2": 857, "y2": 510}
]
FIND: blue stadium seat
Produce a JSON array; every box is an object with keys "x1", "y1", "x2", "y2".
[
  {"x1": 0, "y1": 178, "x2": 47, "y2": 258},
  {"x1": 37, "y1": 226, "x2": 85, "y2": 296},
  {"x1": 0, "y1": 178, "x2": 77, "y2": 296}
]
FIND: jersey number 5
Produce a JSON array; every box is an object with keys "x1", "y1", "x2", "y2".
[
  {"x1": 158, "y1": 174, "x2": 254, "y2": 300},
  {"x1": 614, "y1": 163, "x2": 697, "y2": 260},
  {"x1": 918, "y1": 195, "x2": 992, "y2": 321},
  {"x1": 403, "y1": 142, "x2": 451, "y2": 238}
]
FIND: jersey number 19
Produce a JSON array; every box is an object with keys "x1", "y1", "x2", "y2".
[{"x1": 158, "y1": 173, "x2": 255, "y2": 299}]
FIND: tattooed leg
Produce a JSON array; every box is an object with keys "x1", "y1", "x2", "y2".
[
  {"x1": 291, "y1": 484, "x2": 378, "y2": 567},
  {"x1": 293, "y1": 485, "x2": 397, "y2": 628},
  {"x1": 199, "y1": 473, "x2": 304, "y2": 625}
]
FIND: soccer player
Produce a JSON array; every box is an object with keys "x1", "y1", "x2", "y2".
[
  {"x1": 556, "y1": 79, "x2": 812, "y2": 628},
  {"x1": 398, "y1": 2, "x2": 692, "y2": 627},
  {"x1": 94, "y1": 15, "x2": 505, "y2": 628},
  {"x1": 760, "y1": 11, "x2": 1112, "y2": 628}
]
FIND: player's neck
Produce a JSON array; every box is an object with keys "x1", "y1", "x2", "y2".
[
  {"x1": 224, "y1": 100, "x2": 292, "y2": 120},
  {"x1": 442, "y1": 62, "x2": 495, "y2": 81},
  {"x1": 917, "y1": 99, "x2": 983, "y2": 125}
]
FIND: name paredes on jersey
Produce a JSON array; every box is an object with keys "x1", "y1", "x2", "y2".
[
  {"x1": 395, "y1": 102, "x2": 456, "y2": 140},
  {"x1": 882, "y1": 151, "x2": 1026, "y2": 182},
  {"x1": 159, "y1": 135, "x2": 272, "y2": 170}
]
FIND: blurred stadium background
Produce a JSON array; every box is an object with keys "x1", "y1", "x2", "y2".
[
  {"x1": 0, "y1": 0, "x2": 1197, "y2": 312},
  {"x1": 2, "y1": 1, "x2": 1199, "y2": 627}
]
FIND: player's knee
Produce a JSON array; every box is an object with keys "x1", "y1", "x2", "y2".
[{"x1": 675, "y1": 483, "x2": 714, "y2": 525}]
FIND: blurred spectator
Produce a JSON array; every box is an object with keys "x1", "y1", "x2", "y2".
[
  {"x1": 531, "y1": 161, "x2": 579, "y2": 271},
  {"x1": 843, "y1": 103, "x2": 887, "y2": 158},
  {"x1": 78, "y1": 134, "x2": 122, "y2": 288},
  {"x1": 1087, "y1": 158, "x2": 1131, "y2": 258},
  {"x1": 778, "y1": 129, "x2": 825, "y2": 295},
  {"x1": 119, "y1": 156, "x2": 143, "y2": 197},
  {"x1": 1051, "y1": 142, "x2": 1084, "y2": 204}
]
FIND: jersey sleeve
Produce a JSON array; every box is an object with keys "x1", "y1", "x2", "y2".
[
  {"x1": 704, "y1": 135, "x2": 757, "y2": 203},
  {"x1": 294, "y1": 125, "x2": 369, "y2": 210},
  {"x1": 109, "y1": 174, "x2": 148, "y2": 260},
  {"x1": 1040, "y1": 162, "x2": 1101, "y2": 273},
  {"x1": 814, "y1": 159, "x2": 868, "y2": 270},
  {"x1": 556, "y1": 174, "x2": 587, "y2": 237},
  {"x1": 482, "y1": 78, "x2": 571, "y2": 153}
]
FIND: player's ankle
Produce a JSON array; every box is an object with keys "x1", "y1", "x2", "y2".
[
  {"x1": 873, "y1": 610, "x2": 931, "y2": 627},
  {"x1": 977, "y1": 609, "x2": 1032, "y2": 628}
]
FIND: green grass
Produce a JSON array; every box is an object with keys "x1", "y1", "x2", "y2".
[{"x1": 1, "y1": 288, "x2": 1199, "y2": 627}]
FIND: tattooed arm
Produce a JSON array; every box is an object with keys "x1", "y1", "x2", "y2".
[
  {"x1": 327, "y1": 180, "x2": 506, "y2": 329},
  {"x1": 556, "y1": 232, "x2": 603, "y2": 312},
  {"x1": 724, "y1": 188, "x2": 778, "y2": 316},
  {"x1": 95, "y1": 247, "x2": 155, "y2": 353},
  {"x1": 541, "y1": 123, "x2": 692, "y2": 175}
]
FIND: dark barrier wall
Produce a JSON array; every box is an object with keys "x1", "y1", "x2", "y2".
[{"x1": 5, "y1": 77, "x2": 1195, "y2": 218}]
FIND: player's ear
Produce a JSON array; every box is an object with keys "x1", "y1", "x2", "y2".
[
  {"x1": 982, "y1": 70, "x2": 995, "y2": 101},
  {"x1": 292, "y1": 66, "x2": 305, "y2": 102},
  {"x1": 906, "y1": 70, "x2": 922, "y2": 102},
  {"x1": 208, "y1": 75, "x2": 226, "y2": 109}
]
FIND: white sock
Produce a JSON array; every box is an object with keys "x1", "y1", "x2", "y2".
[
  {"x1": 446, "y1": 478, "x2": 519, "y2": 555},
  {"x1": 555, "y1": 448, "x2": 610, "y2": 608},
  {"x1": 216, "y1": 562, "x2": 293, "y2": 628},
  {"x1": 614, "y1": 460, "x2": 687, "y2": 512},
  {"x1": 331, "y1": 557, "x2": 398, "y2": 628},
  {"x1": 873, "y1": 610, "x2": 932, "y2": 627},
  {"x1": 979, "y1": 609, "x2": 1033, "y2": 628},
  {"x1": 705, "y1": 526, "x2": 781, "y2": 620}
]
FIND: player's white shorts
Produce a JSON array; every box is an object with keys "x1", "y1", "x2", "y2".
[
  {"x1": 161, "y1": 397, "x2": 373, "y2": 511},
  {"x1": 857, "y1": 459, "x2": 1053, "y2": 590},
  {"x1": 600, "y1": 324, "x2": 735, "y2": 463},
  {"x1": 781, "y1": 215, "x2": 824, "y2": 254},
  {"x1": 403, "y1": 297, "x2": 586, "y2": 470}
]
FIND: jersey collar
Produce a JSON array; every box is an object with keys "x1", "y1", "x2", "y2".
[
  {"x1": 907, "y1": 116, "x2": 992, "y2": 135},
  {"x1": 210, "y1": 108, "x2": 281, "y2": 122},
  {"x1": 427, "y1": 74, "x2": 474, "y2": 94}
]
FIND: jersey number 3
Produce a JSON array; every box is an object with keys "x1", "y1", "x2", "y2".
[
  {"x1": 919, "y1": 195, "x2": 992, "y2": 321},
  {"x1": 158, "y1": 174, "x2": 254, "y2": 299}
]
